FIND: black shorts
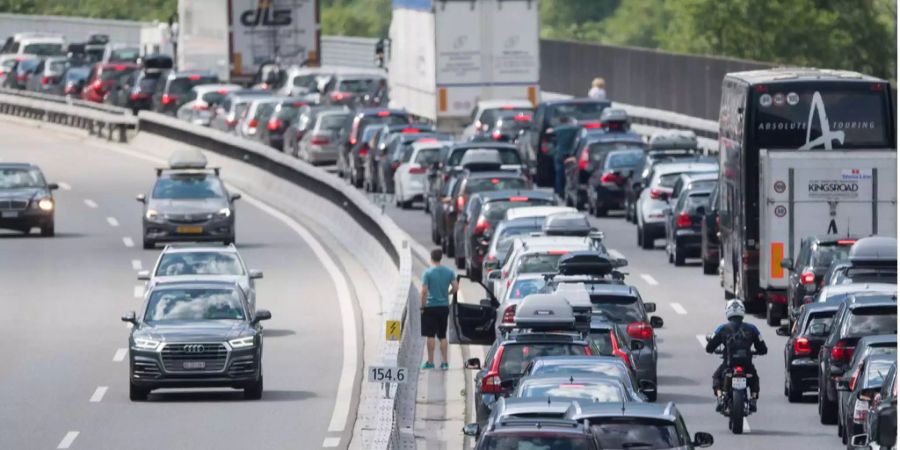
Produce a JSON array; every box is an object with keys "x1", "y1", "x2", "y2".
[{"x1": 421, "y1": 306, "x2": 449, "y2": 339}]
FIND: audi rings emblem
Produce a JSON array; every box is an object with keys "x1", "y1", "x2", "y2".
[{"x1": 184, "y1": 344, "x2": 205, "y2": 353}]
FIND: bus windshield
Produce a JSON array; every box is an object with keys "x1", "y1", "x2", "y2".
[{"x1": 752, "y1": 86, "x2": 891, "y2": 150}]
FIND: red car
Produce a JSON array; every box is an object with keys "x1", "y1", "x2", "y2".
[{"x1": 81, "y1": 63, "x2": 139, "y2": 103}]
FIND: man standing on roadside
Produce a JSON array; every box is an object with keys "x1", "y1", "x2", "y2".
[{"x1": 420, "y1": 248, "x2": 459, "y2": 370}]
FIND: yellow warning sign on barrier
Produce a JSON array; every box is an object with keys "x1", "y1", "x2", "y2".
[{"x1": 385, "y1": 320, "x2": 401, "y2": 341}]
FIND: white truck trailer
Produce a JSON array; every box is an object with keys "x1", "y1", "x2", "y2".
[{"x1": 388, "y1": 0, "x2": 540, "y2": 131}]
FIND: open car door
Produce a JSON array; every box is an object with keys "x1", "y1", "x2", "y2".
[{"x1": 449, "y1": 275, "x2": 498, "y2": 345}]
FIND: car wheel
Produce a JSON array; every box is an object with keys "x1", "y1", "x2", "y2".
[
  {"x1": 787, "y1": 374, "x2": 803, "y2": 402},
  {"x1": 636, "y1": 225, "x2": 643, "y2": 246},
  {"x1": 595, "y1": 202, "x2": 608, "y2": 217},
  {"x1": 819, "y1": 381, "x2": 838, "y2": 424},
  {"x1": 129, "y1": 382, "x2": 149, "y2": 401},
  {"x1": 244, "y1": 374, "x2": 263, "y2": 400},
  {"x1": 142, "y1": 238, "x2": 155, "y2": 250},
  {"x1": 674, "y1": 244, "x2": 685, "y2": 266},
  {"x1": 640, "y1": 225, "x2": 654, "y2": 250},
  {"x1": 766, "y1": 302, "x2": 781, "y2": 326},
  {"x1": 40, "y1": 222, "x2": 54, "y2": 237}
]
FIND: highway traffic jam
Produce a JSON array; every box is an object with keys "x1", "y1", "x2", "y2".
[{"x1": 1, "y1": 9, "x2": 899, "y2": 450}]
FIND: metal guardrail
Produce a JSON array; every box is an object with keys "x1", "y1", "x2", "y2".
[
  {"x1": 0, "y1": 88, "x2": 131, "y2": 115},
  {"x1": 0, "y1": 91, "x2": 137, "y2": 142}
]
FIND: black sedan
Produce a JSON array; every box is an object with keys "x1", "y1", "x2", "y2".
[
  {"x1": 585, "y1": 148, "x2": 644, "y2": 217},
  {"x1": 0, "y1": 163, "x2": 58, "y2": 236},
  {"x1": 122, "y1": 280, "x2": 271, "y2": 400},
  {"x1": 663, "y1": 182, "x2": 713, "y2": 266},
  {"x1": 781, "y1": 236, "x2": 857, "y2": 327},
  {"x1": 777, "y1": 302, "x2": 838, "y2": 402}
]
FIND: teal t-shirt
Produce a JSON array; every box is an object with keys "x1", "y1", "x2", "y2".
[{"x1": 422, "y1": 265, "x2": 455, "y2": 307}]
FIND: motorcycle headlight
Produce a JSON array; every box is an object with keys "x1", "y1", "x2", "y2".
[
  {"x1": 133, "y1": 338, "x2": 161, "y2": 351},
  {"x1": 145, "y1": 208, "x2": 160, "y2": 221},
  {"x1": 217, "y1": 207, "x2": 232, "y2": 218},
  {"x1": 37, "y1": 198, "x2": 53, "y2": 211},
  {"x1": 228, "y1": 336, "x2": 255, "y2": 349}
]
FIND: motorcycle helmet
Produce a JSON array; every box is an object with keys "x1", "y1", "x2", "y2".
[{"x1": 725, "y1": 299, "x2": 745, "y2": 320}]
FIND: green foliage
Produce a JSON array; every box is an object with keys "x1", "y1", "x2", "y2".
[
  {"x1": 0, "y1": 0, "x2": 176, "y2": 21},
  {"x1": 321, "y1": 0, "x2": 391, "y2": 37}
]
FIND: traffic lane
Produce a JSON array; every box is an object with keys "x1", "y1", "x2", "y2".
[
  {"x1": 587, "y1": 213, "x2": 842, "y2": 449},
  {"x1": 0, "y1": 122, "x2": 347, "y2": 449}
]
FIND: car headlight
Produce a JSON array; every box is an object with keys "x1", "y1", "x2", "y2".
[
  {"x1": 37, "y1": 198, "x2": 53, "y2": 211},
  {"x1": 228, "y1": 336, "x2": 255, "y2": 349},
  {"x1": 145, "y1": 208, "x2": 160, "y2": 221},
  {"x1": 133, "y1": 338, "x2": 161, "y2": 351},
  {"x1": 217, "y1": 207, "x2": 232, "y2": 218}
]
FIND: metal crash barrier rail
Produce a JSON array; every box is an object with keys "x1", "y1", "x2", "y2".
[{"x1": 0, "y1": 89, "x2": 137, "y2": 142}]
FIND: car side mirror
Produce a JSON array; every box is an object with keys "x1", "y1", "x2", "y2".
[
  {"x1": 462, "y1": 423, "x2": 480, "y2": 437},
  {"x1": 780, "y1": 258, "x2": 794, "y2": 271},
  {"x1": 850, "y1": 434, "x2": 868, "y2": 447},
  {"x1": 121, "y1": 311, "x2": 137, "y2": 324},
  {"x1": 136, "y1": 270, "x2": 150, "y2": 281},
  {"x1": 47, "y1": 182, "x2": 59, "y2": 190},
  {"x1": 644, "y1": 302, "x2": 656, "y2": 313},
  {"x1": 253, "y1": 309, "x2": 272, "y2": 323},
  {"x1": 693, "y1": 432, "x2": 714, "y2": 448},
  {"x1": 775, "y1": 326, "x2": 790, "y2": 337},
  {"x1": 136, "y1": 194, "x2": 146, "y2": 203},
  {"x1": 630, "y1": 340, "x2": 645, "y2": 351},
  {"x1": 231, "y1": 193, "x2": 242, "y2": 201},
  {"x1": 249, "y1": 269, "x2": 264, "y2": 280},
  {"x1": 465, "y1": 358, "x2": 481, "y2": 370},
  {"x1": 650, "y1": 316, "x2": 664, "y2": 329}
]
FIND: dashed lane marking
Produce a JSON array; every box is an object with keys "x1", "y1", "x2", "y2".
[
  {"x1": 744, "y1": 418, "x2": 751, "y2": 433},
  {"x1": 106, "y1": 217, "x2": 119, "y2": 227},
  {"x1": 57, "y1": 432, "x2": 79, "y2": 449},
  {"x1": 89, "y1": 386, "x2": 108, "y2": 403},
  {"x1": 670, "y1": 302, "x2": 687, "y2": 315},
  {"x1": 83, "y1": 199, "x2": 97, "y2": 208},
  {"x1": 58, "y1": 182, "x2": 71, "y2": 191},
  {"x1": 696, "y1": 335, "x2": 707, "y2": 348},
  {"x1": 322, "y1": 437, "x2": 341, "y2": 448},
  {"x1": 122, "y1": 237, "x2": 134, "y2": 248},
  {"x1": 131, "y1": 259, "x2": 142, "y2": 271},
  {"x1": 113, "y1": 348, "x2": 127, "y2": 362},
  {"x1": 640, "y1": 274, "x2": 659, "y2": 286},
  {"x1": 133, "y1": 285, "x2": 144, "y2": 298}
]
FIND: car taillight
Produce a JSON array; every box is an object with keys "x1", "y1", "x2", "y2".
[
  {"x1": 226, "y1": 117, "x2": 238, "y2": 127},
  {"x1": 193, "y1": 103, "x2": 209, "y2": 111},
  {"x1": 501, "y1": 305, "x2": 516, "y2": 325},
  {"x1": 161, "y1": 94, "x2": 175, "y2": 105},
  {"x1": 793, "y1": 337, "x2": 811, "y2": 356},
  {"x1": 64, "y1": 84, "x2": 75, "y2": 94},
  {"x1": 581, "y1": 121, "x2": 602, "y2": 129},
  {"x1": 676, "y1": 212, "x2": 692, "y2": 228},
  {"x1": 509, "y1": 196, "x2": 528, "y2": 202},
  {"x1": 610, "y1": 331, "x2": 632, "y2": 369},
  {"x1": 16, "y1": 73, "x2": 27, "y2": 81},
  {"x1": 248, "y1": 118, "x2": 259, "y2": 129},
  {"x1": 734, "y1": 365, "x2": 744, "y2": 375},
  {"x1": 474, "y1": 216, "x2": 489, "y2": 235},
  {"x1": 456, "y1": 196, "x2": 465, "y2": 211},
  {"x1": 491, "y1": 130, "x2": 503, "y2": 140},
  {"x1": 330, "y1": 91, "x2": 350, "y2": 102},
  {"x1": 769, "y1": 292, "x2": 787, "y2": 304},
  {"x1": 401, "y1": 128, "x2": 421, "y2": 134},
  {"x1": 359, "y1": 145, "x2": 369, "y2": 157},
  {"x1": 40, "y1": 76, "x2": 49, "y2": 85},
  {"x1": 481, "y1": 346, "x2": 505, "y2": 394},
  {"x1": 649, "y1": 188, "x2": 664, "y2": 200},
  {"x1": 92, "y1": 79, "x2": 103, "y2": 90},
  {"x1": 390, "y1": 161, "x2": 401, "y2": 170},
  {"x1": 129, "y1": 92, "x2": 142, "y2": 101},
  {"x1": 600, "y1": 171, "x2": 623, "y2": 184},
  {"x1": 409, "y1": 166, "x2": 426, "y2": 174},
  {"x1": 800, "y1": 271, "x2": 815, "y2": 285},
  {"x1": 626, "y1": 322, "x2": 653, "y2": 340},
  {"x1": 188, "y1": 74, "x2": 201, "y2": 80},
  {"x1": 377, "y1": 110, "x2": 391, "y2": 117},
  {"x1": 578, "y1": 147, "x2": 589, "y2": 171},
  {"x1": 832, "y1": 340, "x2": 855, "y2": 365},
  {"x1": 267, "y1": 119, "x2": 282, "y2": 131},
  {"x1": 310, "y1": 135, "x2": 331, "y2": 145}
]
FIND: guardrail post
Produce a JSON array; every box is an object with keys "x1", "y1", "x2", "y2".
[{"x1": 117, "y1": 125, "x2": 127, "y2": 143}]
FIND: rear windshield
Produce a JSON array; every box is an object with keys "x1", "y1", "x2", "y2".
[
  {"x1": 292, "y1": 74, "x2": 319, "y2": 89},
  {"x1": 508, "y1": 278, "x2": 546, "y2": 300},
  {"x1": 449, "y1": 148, "x2": 523, "y2": 166},
  {"x1": 169, "y1": 76, "x2": 219, "y2": 94},
  {"x1": 110, "y1": 48, "x2": 140, "y2": 62},
  {"x1": 803, "y1": 312, "x2": 836, "y2": 334},
  {"x1": 865, "y1": 359, "x2": 896, "y2": 385},
  {"x1": 358, "y1": 114, "x2": 409, "y2": 136},
  {"x1": 201, "y1": 91, "x2": 228, "y2": 105},
  {"x1": 275, "y1": 103, "x2": 306, "y2": 121},
  {"x1": 589, "y1": 330, "x2": 614, "y2": 355},
  {"x1": 847, "y1": 307, "x2": 897, "y2": 336},
  {"x1": 100, "y1": 66, "x2": 137, "y2": 81},
  {"x1": 588, "y1": 294, "x2": 643, "y2": 323},
  {"x1": 23, "y1": 43, "x2": 63, "y2": 55},
  {"x1": 606, "y1": 151, "x2": 644, "y2": 169},
  {"x1": 483, "y1": 199, "x2": 555, "y2": 222},
  {"x1": 587, "y1": 142, "x2": 640, "y2": 162},
  {"x1": 156, "y1": 252, "x2": 243, "y2": 276},
  {"x1": 499, "y1": 343, "x2": 587, "y2": 378},
  {"x1": 548, "y1": 102, "x2": 608, "y2": 125},
  {"x1": 839, "y1": 269, "x2": 898, "y2": 285},
  {"x1": 591, "y1": 420, "x2": 686, "y2": 449},
  {"x1": 683, "y1": 193, "x2": 710, "y2": 210},
  {"x1": 518, "y1": 253, "x2": 565, "y2": 274},
  {"x1": 254, "y1": 102, "x2": 277, "y2": 119},
  {"x1": 520, "y1": 381, "x2": 623, "y2": 402},
  {"x1": 466, "y1": 177, "x2": 528, "y2": 194},
  {"x1": 533, "y1": 362, "x2": 626, "y2": 379},
  {"x1": 415, "y1": 148, "x2": 441, "y2": 165},
  {"x1": 481, "y1": 436, "x2": 593, "y2": 450},
  {"x1": 811, "y1": 243, "x2": 854, "y2": 269},
  {"x1": 481, "y1": 107, "x2": 532, "y2": 128},
  {"x1": 319, "y1": 114, "x2": 349, "y2": 130},
  {"x1": 337, "y1": 78, "x2": 381, "y2": 93},
  {"x1": 657, "y1": 173, "x2": 682, "y2": 188},
  {"x1": 48, "y1": 60, "x2": 68, "y2": 73},
  {"x1": 496, "y1": 225, "x2": 542, "y2": 258}
]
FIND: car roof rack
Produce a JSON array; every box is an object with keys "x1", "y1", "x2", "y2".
[
  {"x1": 849, "y1": 236, "x2": 897, "y2": 267},
  {"x1": 157, "y1": 149, "x2": 219, "y2": 176},
  {"x1": 648, "y1": 131, "x2": 698, "y2": 150},
  {"x1": 557, "y1": 251, "x2": 627, "y2": 276},
  {"x1": 542, "y1": 213, "x2": 593, "y2": 237}
]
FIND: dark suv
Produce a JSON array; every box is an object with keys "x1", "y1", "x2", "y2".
[
  {"x1": 566, "y1": 401, "x2": 714, "y2": 449},
  {"x1": 818, "y1": 295, "x2": 897, "y2": 424},
  {"x1": 663, "y1": 180, "x2": 714, "y2": 266},
  {"x1": 781, "y1": 236, "x2": 858, "y2": 327},
  {"x1": 121, "y1": 281, "x2": 271, "y2": 400},
  {"x1": 153, "y1": 71, "x2": 220, "y2": 115},
  {"x1": 337, "y1": 108, "x2": 410, "y2": 182},
  {"x1": 778, "y1": 302, "x2": 839, "y2": 402}
]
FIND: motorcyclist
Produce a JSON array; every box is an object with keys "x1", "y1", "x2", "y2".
[{"x1": 705, "y1": 299, "x2": 767, "y2": 412}]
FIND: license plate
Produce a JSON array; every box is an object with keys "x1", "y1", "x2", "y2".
[
  {"x1": 176, "y1": 225, "x2": 204, "y2": 234},
  {"x1": 183, "y1": 361, "x2": 206, "y2": 370},
  {"x1": 1, "y1": 211, "x2": 18, "y2": 218},
  {"x1": 732, "y1": 377, "x2": 747, "y2": 389}
]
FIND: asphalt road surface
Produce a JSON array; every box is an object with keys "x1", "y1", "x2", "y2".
[{"x1": 0, "y1": 121, "x2": 356, "y2": 450}]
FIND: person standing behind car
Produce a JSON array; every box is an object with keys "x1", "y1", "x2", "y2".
[
  {"x1": 420, "y1": 248, "x2": 459, "y2": 370},
  {"x1": 552, "y1": 116, "x2": 580, "y2": 199},
  {"x1": 588, "y1": 77, "x2": 607, "y2": 100}
]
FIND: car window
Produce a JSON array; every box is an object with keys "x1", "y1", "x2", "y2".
[
  {"x1": 533, "y1": 362, "x2": 626, "y2": 379},
  {"x1": 587, "y1": 294, "x2": 643, "y2": 323},
  {"x1": 110, "y1": 48, "x2": 140, "y2": 62},
  {"x1": 156, "y1": 252, "x2": 244, "y2": 276},
  {"x1": 811, "y1": 244, "x2": 853, "y2": 269},
  {"x1": 152, "y1": 175, "x2": 225, "y2": 200},
  {"x1": 683, "y1": 193, "x2": 710, "y2": 211},
  {"x1": 846, "y1": 307, "x2": 897, "y2": 336},
  {"x1": 838, "y1": 269, "x2": 897, "y2": 285},
  {"x1": 548, "y1": 102, "x2": 608, "y2": 125},
  {"x1": 337, "y1": 78, "x2": 380, "y2": 93},
  {"x1": 590, "y1": 419, "x2": 687, "y2": 449},
  {"x1": 508, "y1": 278, "x2": 546, "y2": 300},
  {"x1": 803, "y1": 312, "x2": 836, "y2": 334},
  {"x1": 319, "y1": 114, "x2": 349, "y2": 130},
  {"x1": 0, "y1": 168, "x2": 45, "y2": 188},
  {"x1": 519, "y1": 381, "x2": 623, "y2": 402},
  {"x1": 586, "y1": 142, "x2": 639, "y2": 162},
  {"x1": 496, "y1": 225, "x2": 542, "y2": 258},
  {"x1": 201, "y1": 91, "x2": 230, "y2": 105},
  {"x1": 169, "y1": 76, "x2": 219, "y2": 94},
  {"x1": 588, "y1": 330, "x2": 614, "y2": 355},
  {"x1": 449, "y1": 148, "x2": 523, "y2": 166},
  {"x1": 23, "y1": 43, "x2": 63, "y2": 55},
  {"x1": 48, "y1": 60, "x2": 68, "y2": 73},
  {"x1": 466, "y1": 177, "x2": 528, "y2": 194},
  {"x1": 517, "y1": 253, "x2": 565, "y2": 274},
  {"x1": 605, "y1": 151, "x2": 644, "y2": 169},
  {"x1": 100, "y1": 66, "x2": 137, "y2": 81},
  {"x1": 499, "y1": 343, "x2": 587, "y2": 378},
  {"x1": 656, "y1": 173, "x2": 682, "y2": 188},
  {"x1": 481, "y1": 435, "x2": 594, "y2": 450},
  {"x1": 144, "y1": 288, "x2": 245, "y2": 322},
  {"x1": 414, "y1": 148, "x2": 441, "y2": 165}
]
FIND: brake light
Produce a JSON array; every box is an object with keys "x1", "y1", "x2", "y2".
[
  {"x1": 474, "y1": 216, "x2": 490, "y2": 235},
  {"x1": 676, "y1": 212, "x2": 692, "y2": 228},
  {"x1": 349, "y1": 118, "x2": 360, "y2": 145},
  {"x1": 217, "y1": 88, "x2": 230, "y2": 95},
  {"x1": 501, "y1": 305, "x2": 516, "y2": 325},
  {"x1": 578, "y1": 146, "x2": 589, "y2": 171},
  {"x1": 754, "y1": 85, "x2": 768, "y2": 93},
  {"x1": 513, "y1": 114, "x2": 531, "y2": 122},
  {"x1": 377, "y1": 110, "x2": 391, "y2": 117},
  {"x1": 610, "y1": 331, "x2": 632, "y2": 369},
  {"x1": 92, "y1": 79, "x2": 103, "y2": 90},
  {"x1": 40, "y1": 76, "x2": 49, "y2": 85},
  {"x1": 188, "y1": 74, "x2": 201, "y2": 81},
  {"x1": 547, "y1": 250, "x2": 568, "y2": 256},
  {"x1": 417, "y1": 138, "x2": 438, "y2": 143},
  {"x1": 310, "y1": 135, "x2": 331, "y2": 145},
  {"x1": 769, "y1": 292, "x2": 787, "y2": 305},
  {"x1": 481, "y1": 346, "x2": 505, "y2": 394},
  {"x1": 734, "y1": 366, "x2": 744, "y2": 375},
  {"x1": 508, "y1": 196, "x2": 528, "y2": 202},
  {"x1": 409, "y1": 167, "x2": 426, "y2": 174},
  {"x1": 649, "y1": 188, "x2": 664, "y2": 200},
  {"x1": 831, "y1": 340, "x2": 855, "y2": 365},
  {"x1": 193, "y1": 103, "x2": 209, "y2": 111},
  {"x1": 225, "y1": 117, "x2": 238, "y2": 127},
  {"x1": 491, "y1": 130, "x2": 503, "y2": 140},
  {"x1": 626, "y1": 322, "x2": 653, "y2": 340},
  {"x1": 267, "y1": 119, "x2": 283, "y2": 131},
  {"x1": 358, "y1": 145, "x2": 369, "y2": 157},
  {"x1": 540, "y1": 136, "x2": 551, "y2": 153},
  {"x1": 114, "y1": 65, "x2": 126, "y2": 71},
  {"x1": 870, "y1": 83, "x2": 884, "y2": 92},
  {"x1": 793, "y1": 337, "x2": 811, "y2": 356},
  {"x1": 330, "y1": 91, "x2": 350, "y2": 102},
  {"x1": 401, "y1": 127, "x2": 421, "y2": 134},
  {"x1": 600, "y1": 171, "x2": 623, "y2": 184},
  {"x1": 161, "y1": 94, "x2": 176, "y2": 105},
  {"x1": 248, "y1": 118, "x2": 258, "y2": 129},
  {"x1": 581, "y1": 122, "x2": 602, "y2": 129},
  {"x1": 64, "y1": 85, "x2": 75, "y2": 94},
  {"x1": 800, "y1": 272, "x2": 815, "y2": 285},
  {"x1": 837, "y1": 239, "x2": 856, "y2": 245},
  {"x1": 456, "y1": 196, "x2": 465, "y2": 211},
  {"x1": 16, "y1": 73, "x2": 27, "y2": 81}
]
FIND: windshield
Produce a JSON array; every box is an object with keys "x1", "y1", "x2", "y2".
[
  {"x1": 804, "y1": 312, "x2": 835, "y2": 334},
  {"x1": 319, "y1": 114, "x2": 349, "y2": 130},
  {"x1": 518, "y1": 253, "x2": 565, "y2": 274},
  {"x1": 449, "y1": 148, "x2": 523, "y2": 166},
  {"x1": 144, "y1": 288, "x2": 245, "y2": 322},
  {"x1": 48, "y1": 60, "x2": 68, "y2": 73},
  {"x1": 0, "y1": 168, "x2": 45, "y2": 189},
  {"x1": 811, "y1": 244, "x2": 853, "y2": 269},
  {"x1": 156, "y1": 252, "x2": 244, "y2": 276},
  {"x1": 509, "y1": 278, "x2": 547, "y2": 300},
  {"x1": 587, "y1": 141, "x2": 640, "y2": 163},
  {"x1": 415, "y1": 148, "x2": 441, "y2": 165},
  {"x1": 519, "y1": 381, "x2": 623, "y2": 402},
  {"x1": 752, "y1": 88, "x2": 891, "y2": 149},
  {"x1": 152, "y1": 175, "x2": 225, "y2": 200},
  {"x1": 606, "y1": 150, "x2": 644, "y2": 169},
  {"x1": 23, "y1": 43, "x2": 63, "y2": 56},
  {"x1": 588, "y1": 294, "x2": 644, "y2": 323},
  {"x1": 549, "y1": 102, "x2": 608, "y2": 125},
  {"x1": 110, "y1": 48, "x2": 140, "y2": 62},
  {"x1": 591, "y1": 420, "x2": 686, "y2": 449},
  {"x1": 201, "y1": 91, "x2": 229, "y2": 106},
  {"x1": 169, "y1": 76, "x2": 219, "y2": 94},
  {"x1": 847, "y1": 307, "x2": 897, "y2": 336},
  {"x1": 495, "y1": 225, "x2": 542, "y2": 258},
  {"x1": 499, "y1": 343, "x2": 587, "y2": 378},
  {"x1": 483, "y1": 199, "x2": 555, "y2": 222},
  {"x1": 466, "y1": 177, "x2": 528, "y2": 194},
  {"x1": 482, "y1": 436, "x2": 593, "y2": 450}
]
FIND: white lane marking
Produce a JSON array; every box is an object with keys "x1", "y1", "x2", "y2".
[
  {"x1": 57, "y1": 431, "x2": 79, "y2": 449},
  {"x1": 83, "y1": 199, "x2": 97, "y2": 208},
  {"x1": 106, "y1": 217, "x2": 119, "y2": 227},
  {"x1": 608, "y1": 248, "x2": 625, "y2": 259},
  {"x1": 113, "y1": 348, "x2": 127, "y2": 362},
  {"x1": 322, "y1": 437, "x2": 341, "y2": 448},
  {"x1": 89, "y1": 386, "x2": 108, "y2": 403},
  {"x1": 237, "y1": 191, "x2": 359, "y2": 434},
  {"x1": 670, "y1": 302, "x2": 687, "y2": 315},
  {"x1": 696, "y1": 334, "x2": 707, "y2": 348},
  {"x1": 131, "y1": 259, "x2": 142, "y2": 271},
  {"x1": 640, "y1": 274, "x2": 659, "y2": 286},
  {"x1": 743, "y1": 418, "x2": 751, "y2": 433},
  {"x1": 133, "y1": 285, "x2": 144, "y2": 298},
  {"x1": 58, "y1": 182, "x2": 72, "y2": 191},
  {"x1": 122, "y1": 237, "x2": 134, "y2": 248}
]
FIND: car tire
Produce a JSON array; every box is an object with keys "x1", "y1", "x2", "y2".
[
  {"x1": 244, "y1": 374, "x2": 263, "y2": 400},
  {"x1": 40, "y1": 223, "x2": 54, "y2": 237},
  {"x1": 595, "y1": 201, "x2": 608, "y2": 217},
  {"x1": 766, "y1": 302, "x2": 781, "y2": 326},
  {"x1": 142, "y1": 238, "x2": 155, "y2": 250},
  {"x1": 674, "y1": 245, "x2": 685, "y2": 266},
  {"x1": 424, "y1": 198, "x2": 431, "y2": 214},
  {"x1": 667, "y1": 247, "x2": 674, "y2": 263},
  {"x1": 445, "y1": 236, "x2": 455, "y2": 258},
  {"x1": 787, "y1": 375, "x2": 803, "y2": 402},
  {"x1": 703, "y1": 257, "x2": 717, "y2": 275},
  {"x1": 640, "y1": 225, "x2": 654, "y2": 250},
  {"x1": 129, "y1": 382, "x2": 149, "y2": 401},
  {"x1": 819, "y1": 382, "x2": 838, "y2": 424},
  {"x1": 636, "y1": 225, "x2": 643, "y2": 247}
]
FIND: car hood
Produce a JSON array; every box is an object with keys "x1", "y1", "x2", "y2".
[
  {"x1": 138, "y1": 320, "x2": 251, "y2": 342},
  {"x1": 0, "y1": 187, "x2": 46, "y2": 201},
  {"x1": 148, "y1": 198, "x2": 229, "y2": 214}
]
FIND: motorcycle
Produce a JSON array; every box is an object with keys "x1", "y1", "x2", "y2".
[{"x1": 708, "y1": 334, "x2": 757, "y2": 434}]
